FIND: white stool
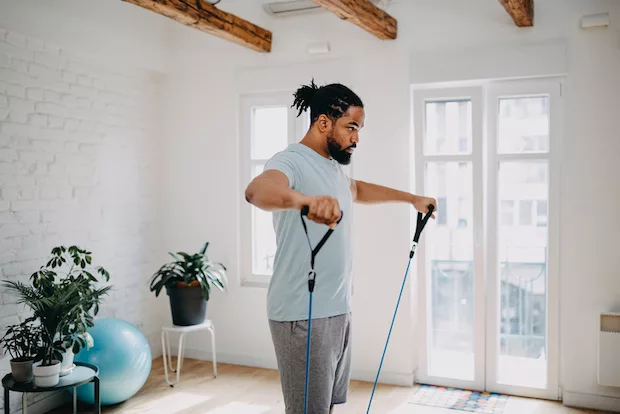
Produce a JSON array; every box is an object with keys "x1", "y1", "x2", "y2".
[{"x1": 161, "y1": 320, "x2": 217, "y2": 386}]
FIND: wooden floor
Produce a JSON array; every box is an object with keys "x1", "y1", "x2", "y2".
[{"x1": 48, "y1": 357, "x2": 612, "y2": 414}]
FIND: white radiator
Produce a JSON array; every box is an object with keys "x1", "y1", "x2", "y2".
[{"x1": 598, "y1": 312, "x2": 620, "y2": 387}]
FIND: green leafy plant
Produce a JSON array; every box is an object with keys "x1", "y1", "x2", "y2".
[
  {"x1": 0, "y1": 318, "x2": 42, "y2": 361},
  {"x1": 149, "y1": 241, "x2": 227, "y2": 301},
  {"x1": 2, "y1": 245, "x2": 111, "y2": 366}
]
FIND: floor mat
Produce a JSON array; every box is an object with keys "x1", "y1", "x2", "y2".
[{"x1": 409, "y1": 384, "x2": 509, "y2": 413}]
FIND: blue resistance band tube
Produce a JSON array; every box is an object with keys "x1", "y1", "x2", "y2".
[
  {"x1": 299, "y1": 205, "x2": 343, "y2": 414},
  {"x1": 366, "y1": 204, "x2": 434, "y2": 413}
]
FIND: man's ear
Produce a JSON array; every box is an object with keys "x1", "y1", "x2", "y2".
[{"x1": 317, "y1": 114, "x2": 333, "y2": 133}]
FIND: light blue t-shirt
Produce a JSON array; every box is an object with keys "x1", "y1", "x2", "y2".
[{"x1": 264, "y1": 143, "x2": 353, "y2": 322}]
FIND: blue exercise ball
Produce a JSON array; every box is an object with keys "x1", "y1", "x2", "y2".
[{"x1": 72, "y1": 318, "x2": 151, "y2": 406}]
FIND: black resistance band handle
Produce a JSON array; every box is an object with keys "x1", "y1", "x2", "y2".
[
  {"x1": 300, "y1": 205, "x2": 343, "y2": 293},
  {"x1": 411, "y1": 204, "x2": 434, "y2": 258}
]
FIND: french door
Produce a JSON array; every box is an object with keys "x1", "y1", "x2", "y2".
[{"x1": 412, "y1": 78, "x2": 562, "y2": 400}]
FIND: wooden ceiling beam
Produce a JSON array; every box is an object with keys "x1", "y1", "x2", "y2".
[
  {"x1": 311, "y1": 0, "x2": 397, "y2": 40},
  {"x1": 122, "y1": 0, "x2": 272, "y2": 53},
  {"x1": 499, "y1": 0, "x2": 534, "y2": 27}
]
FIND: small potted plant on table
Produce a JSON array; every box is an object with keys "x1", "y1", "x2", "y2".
[
  {"x1": 0, "y1": 318, "x2": 42, "y2": 383},
  {"x1": 3, "y1": 245, "x2": 111, "y2": 387},
  {"x1": 150, "y1": 242, "x2": 227, "y2": 326}
]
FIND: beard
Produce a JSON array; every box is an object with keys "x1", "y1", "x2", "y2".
[{"x1": 327, "y1": 133, "x2": 355, "y2": 165}]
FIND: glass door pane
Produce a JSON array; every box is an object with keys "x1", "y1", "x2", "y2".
[
  {"x1": 251, "y1": 107, "x2": 288, "y2": 159},
  {"x1": 498, "y1": 97, "x2": 549, "y2": 154},
  {"x1": 426, "y1": 161, "x2": 475, "y2": 381},
  {"x1": 251, "y1": 163, "x2": 277, "y2": 276},
  {"x1": 497, "y1": 161, "x2": 549, "y2": 389},
  {"x1": 485, "y1": 81, "x2": 560, "y2": 400},
  {"x1": 425, "y1": 100, "x2": 472, "y2": 155},
  {"x1": 249, "y1": 104, "x2": 289, "y2": 277},
  {"x1": 414, "y1": 87, "x2": 483, "y2": 391}
]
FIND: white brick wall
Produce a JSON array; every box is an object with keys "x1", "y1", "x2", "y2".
[{"x1": 0, "y1": 27, "x2": 164, "y2": 413}]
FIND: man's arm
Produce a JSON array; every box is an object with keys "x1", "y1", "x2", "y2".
[
  {"x1": 245, "y1": 170, "x2": 304, "y2": 212},
  {"x1": 351, "y1": 179, "x2": 413, "y2": 204},
  {"x1": 351, "y1": 179, "x2": 437, "y2": 217},
  {"x1": 245, "y1": 170, "x2": 342, "y2": 227}
]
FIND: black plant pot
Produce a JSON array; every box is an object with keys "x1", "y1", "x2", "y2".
[{"x1": 165, "y1": 284, "x2": 207, "y2": 326}]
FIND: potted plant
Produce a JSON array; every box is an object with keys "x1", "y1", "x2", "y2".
[
  {"x1": 0, "y1": 318, "x2": 42, "y2": 383},
  {"x1": 150, "y1": 241, "x2": 227, "y2": 326},
  {"x1": 58, "y1": 331, "x2": 94, "y2": 376},
  {"x1": 2, "y1": 245, "x2": 111, "y2": 387}
]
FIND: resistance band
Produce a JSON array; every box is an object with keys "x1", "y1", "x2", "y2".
[
  {"x1": 299, "y1": 205, "x2": 343, "y2": 414},
  {"x1": 366, "y1": 204, "x2": 434, "y2": 413},
  {"x1": 299, "y1": 203, "x2": 433, "y2": 414}
]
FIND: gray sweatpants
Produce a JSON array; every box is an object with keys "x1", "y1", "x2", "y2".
[{"x1": 269, "y1": 313, "x2": 352, "y2": 414}]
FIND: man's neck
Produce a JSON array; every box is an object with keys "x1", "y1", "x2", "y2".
[{"x1": 300, "y1": 132, "x2": 330, "y2": 159}]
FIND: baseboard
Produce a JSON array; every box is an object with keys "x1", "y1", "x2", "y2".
[
  {"x1": 563, "y1": 390, "x2": 620, "y2": 413},
  {"x1": 350, "y1": 370, "x2": 414, "y2": 387},
  {"x1": 171, "y1": 346, "x2": 279, "y2": 372},
  {"x1": 168, "y1": 346, "x2": 414, "y2": 387}
]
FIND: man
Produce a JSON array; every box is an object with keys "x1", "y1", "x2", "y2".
[{"x1": 244, "y1": 80, "x2": 436, "y2": 414}]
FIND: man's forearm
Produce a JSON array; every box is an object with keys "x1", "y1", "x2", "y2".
[
  {"x1": 353, "y1": 180, "x2": 415, "y2": 204},
  {"x1": 245, "y1": 176, "x2": 304, "y2": 212}
]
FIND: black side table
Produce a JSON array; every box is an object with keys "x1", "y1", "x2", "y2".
[{"x1": 2, "y1": 361, "x2": 100, "y2": 414}]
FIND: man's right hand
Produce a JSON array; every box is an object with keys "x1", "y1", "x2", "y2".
[{"x1": 298, "y1": 195, "x2": 342, "y2": 229}]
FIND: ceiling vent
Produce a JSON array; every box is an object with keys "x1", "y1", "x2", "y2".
[{"x1": 263, "y1": 0, "x2": 390, "y2": 18}]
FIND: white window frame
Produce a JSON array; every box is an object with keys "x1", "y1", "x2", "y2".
[
  {"x1": 411, "y1": 76, "x2": 563, "y2": 400},
  {"x1": 412, "y1": 85, "x2": 486, "y2": 392},
  {"x1": 484, "y1": 77, "x2": 562, "y2": 400},
  {"x1": 239, "y1": 92, "x2": 309, "y2": 287}
]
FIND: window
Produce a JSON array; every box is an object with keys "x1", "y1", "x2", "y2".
[
  {"x1": 437, "y1": 197, "x2": 447, "y2": 226},
  {"x1": 501, "y1": 200, "x2": 515, "y2": 226},
  {"x1": 536, "y1": 200, "x2": 548, "y2": 228},
  {"x1": 424, "y1": 99, "x2": 472, "y2": 155},
  {"x1": 519, "y1": 200, "x2": 533, "y2": 226},
  {"x1": 240, "y1": 92, "x2": 309, "y2": 286},
  {"x1": 413, "y1": 77, "x2": 562, "y2": 398}
]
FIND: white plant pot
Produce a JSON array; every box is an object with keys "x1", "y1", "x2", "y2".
[
  {"x1": 33, "y1": 360, "x2": 61, "y2": 387},
  {"x1": 61, "y1": 348, "x2": 74, "y2": 371}
]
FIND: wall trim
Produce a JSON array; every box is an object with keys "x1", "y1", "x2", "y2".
[
  {"x1": 350, "y1": 370, "x2": 414, "y2": 387},
  {"x1": 563, "y1": 390, "x2": 620, "y2": 413},
  {"x1": 168, "y1": 346, "x2": 414, "y2": 388},
  {"x1": 171, "y1": 347, "x2": 278, "y2": 372}
]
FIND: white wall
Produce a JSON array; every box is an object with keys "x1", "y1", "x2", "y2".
[
  {"x1": 0, "y1": 0, "x2": 172, "y2": 74},
  {"x1": 1, "y1": 0, "x2": 619, "y2": 412},
  {"x1": 0, "y1": 1, "x2": 171, "y2": 411},
  {"x1": 559, "y1": 7, "x2": 620, "y2": 410},
  {"x1": 161, "y1": 0, "x2": 620, "y2": 411}
]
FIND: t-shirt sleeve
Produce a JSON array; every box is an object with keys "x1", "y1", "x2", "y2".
[{"x1": 264, "y1": 151, "x2": 300, "y2": 189}]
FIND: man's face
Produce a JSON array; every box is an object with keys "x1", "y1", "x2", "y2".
[{"x1": 325, "y1": 106, "x2": 365, "y2": 165}]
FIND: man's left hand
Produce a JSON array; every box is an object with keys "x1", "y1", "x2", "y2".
[{"x1": 411, "y1": 195, "x2": 437, "y2": 219}]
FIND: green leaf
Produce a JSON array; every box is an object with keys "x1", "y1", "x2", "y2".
[{"x1": 200, "y1": 241, "x2": 209, "y2": 255}]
